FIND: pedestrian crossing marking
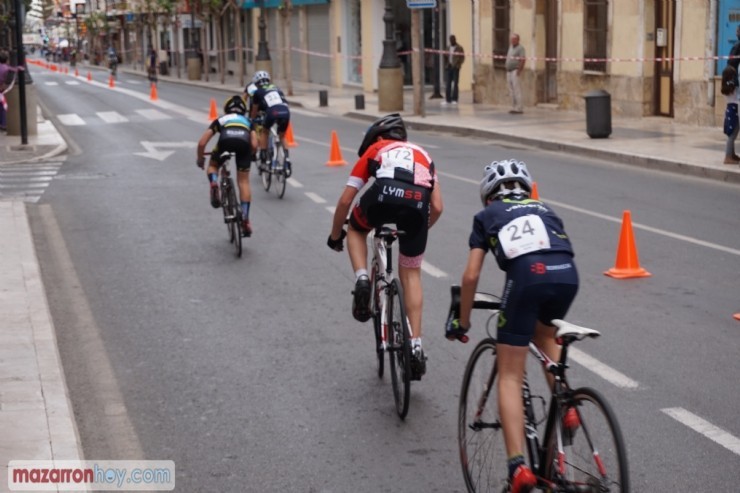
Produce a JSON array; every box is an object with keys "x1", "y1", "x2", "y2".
[
  {"x1": 45, "y1": 82, "x2": 59, "y2": 86},
  {"x1": 97, "y1": 111, "x2": 129, "y2": 124},
  {"x1": 58, "y1": 114, "x2": 86, "y2": 126},
  {"x1": 0, "y1": 161, "x2": 64, "y2": 203},
  {"x1": 65, "y1": 81, "x2": 81, "y2": 86}
]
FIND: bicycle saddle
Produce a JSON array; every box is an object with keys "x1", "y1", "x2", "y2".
[{"x1": 551, "y1": 319, "x2": 601, "y2": 341}]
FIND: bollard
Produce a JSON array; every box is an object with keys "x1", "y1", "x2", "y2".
[
  {"x1": 355, "y1": 94, "x2": 365, "y2": 110},
  {"x1": 319, "y1": 90, "x2": 328, "y2": 107}
]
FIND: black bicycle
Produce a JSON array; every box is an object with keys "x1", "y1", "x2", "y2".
[
  {"x1": 369, "y1": 225, "x2": 413, "y2": 419},
  {"x1": 447, "y1": 285, "x2": 629, "y2": 493},
  {"x1": 259, "y1": 123, "x2": 288, "y2": 199},
  {"x1": 208, "y1": 151, "x2": 243, "y2": 257}
]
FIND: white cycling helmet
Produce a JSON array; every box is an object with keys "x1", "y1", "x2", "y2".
[
  {"x1": 252, "y1": 70, "x2": 271, "y2": 86},
  {"x1": 479, "y1": 159, "x2": 533, "y2": 205}
]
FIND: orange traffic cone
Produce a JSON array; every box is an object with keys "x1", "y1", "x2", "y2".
[
  {"x1": 530, "y1": 182, "x2": 540, "y2": 200},
  {"x1": 87, "y1": 71, "x2": 92, "y2": 81},
  {"x1": 150, "y1": 83, "x2": 158, "y2": 101},
  {"x1": 208, "y1": 98, "x2": 218, "y2": 120},
  {"x1": 109, "y1": 75, "x2": 115, "y2": 88},
  {"x1": 74, "y1": 68, "x2": 79, "y2": 77},
  {"x1": 285, "y1": 122, "x2": 298, "y2": 148},
  {"x1": 734, "y1": 313, "x2": 740, "y2": 321},
  {"x1": 326, "y1": 131, "x2": 347, "y2": 166},
  {"x1": 604, "y1": 210, "x2": 651, "y2": 279}
]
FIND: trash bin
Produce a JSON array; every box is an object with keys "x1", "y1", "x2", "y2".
[
  {"x1": 186, "y1": 56, "x2": 201, "y2": 81},
  {"x1": 159, "y1": 61, "x2": 168, "y2": 76},
  {"x1": 584, "y1": 89, "x2": 611, "y2": 139}
]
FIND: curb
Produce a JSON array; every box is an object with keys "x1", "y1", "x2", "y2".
[{"x1": 343, "y1": 111, "x2": 740, "y2": 185}]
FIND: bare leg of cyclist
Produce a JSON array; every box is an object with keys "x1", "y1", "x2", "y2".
[
  {"x1": 347, "y1": 226, "x2": 369, "y2": 272},
  {"x1": 237, "y1": 170, "x2": 252, "y2": 235},
  {"x1": 398, "y1": 265, "x2": 422, "y2": 339},
  {"x1": 532, "y1": 322, "x2": 560, "y2": 390},
  {"x1": 206, "y1": 161, "x2": 221, "y2": 208}
]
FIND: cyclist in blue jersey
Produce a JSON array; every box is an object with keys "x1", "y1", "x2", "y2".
[
  {"x1": 196, "y1": 95, "x2": 257, "y2": 236},
  {"x1": 448, "y1": 159, "x2": 579, "y2": 493},
  {"x1": 247, "y1": 71, "x2": 292, "y2": 176}
]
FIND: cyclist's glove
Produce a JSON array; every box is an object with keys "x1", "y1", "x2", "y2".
[
  {"x1": 327, "y1": 229, "x2": 347, "y2": 252},
  {"x1": 446, "y1": 318, "x2": 470, "y2": 344},
  {"x1": 196, "y1": 157, "x2": 205, "y2": 169}
]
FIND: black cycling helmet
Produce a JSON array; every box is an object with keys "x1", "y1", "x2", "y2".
[
  {"x1": 224, "y1": 95, "x2": 247, "y2": 115},
  {"x1": 357, "y1": 113, "x2": 407, "y2": 157}
]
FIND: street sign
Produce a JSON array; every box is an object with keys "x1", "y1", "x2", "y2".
[{"x1": 406, "y1": 0, "x2": 436, "y2": 8}]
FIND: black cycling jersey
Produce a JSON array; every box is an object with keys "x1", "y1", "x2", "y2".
[
  {"x1": 251, "y1": 84, "x2": 288, "y2": 113},
  {"x1": 469, "y1": 197, "x2": 574, "y2": 271}
]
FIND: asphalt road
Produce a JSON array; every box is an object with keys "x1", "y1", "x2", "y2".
[{"x1": 28, "y1": 65, "x2": 740, "y2": 492}]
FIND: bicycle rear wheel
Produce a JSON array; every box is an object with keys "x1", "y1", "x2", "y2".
[
  {"x1": 228, "y1": 185, "x2": 242, "y2": 258},
  {"x1": 274, "y1": 142, "x2": 287, "y2": 199},
  {"x1": 370, "y1": 259, "x2": 384, "y2": 379},
  {"x1": 545, "y1": 387, "x2": 629, "y2": 493},
  {"x1": 221, "y1": 181, "x2": 235, "y2": 244},
  {"x1": 458, "y1": 338, "x2": 508, "y2": 493},
  {"x1": 387, "y1": 278, "x2": 411, "y2": 419}
]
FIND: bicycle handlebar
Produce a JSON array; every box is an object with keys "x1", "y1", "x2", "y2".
[{"x1": 446, "y1": 285, "x2": 501, "y2": 343}]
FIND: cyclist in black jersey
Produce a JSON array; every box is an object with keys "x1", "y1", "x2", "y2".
[
  {"x1": 448, "y1": 159, "x2": 579, "y2": 493},
  {"x1": 246, "y1": 71, "x2": 292, "y2": 176}
]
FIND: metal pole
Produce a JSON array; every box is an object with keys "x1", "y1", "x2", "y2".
[
  {"x1": 13, "y1": 0, "x2": 28, "y2": 145},
  {"x1": 256, "y1": 0, "x2": 270, "y2": 61},
  {"x1": 379, "y1": 0, "x2": 400, "y2": 68},
  {"x1": 430, "y1": 6, "x2": 442, "y2": 98}
]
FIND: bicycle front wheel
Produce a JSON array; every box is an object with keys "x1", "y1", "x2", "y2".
[
  {"x1": 387, "y1": 278, "x2": 411, "y2": 420},
  {"x1": 230, "y1": 186, "x2": 242, "y2": 258},
  {"x1": 458, "y1": 338, "x2": 508, "y2": 493},
  {"x1": 274, "y1": 141, "x2": 287, "y2": 199},
  {"x1": 546, "y1": 387, "x2": 630, "y2": 493}
]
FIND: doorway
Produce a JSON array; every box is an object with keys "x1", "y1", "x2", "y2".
[{"x1": 654, "y1": 0, "x2": 675, "y2": 117}]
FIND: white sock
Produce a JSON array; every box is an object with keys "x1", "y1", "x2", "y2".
[
  {"x1": 412, "y1": 337, "x2": 422, "y2": 349},
  {"x1": 355, "y1": 269, "x2": 368, "y2": 280}
]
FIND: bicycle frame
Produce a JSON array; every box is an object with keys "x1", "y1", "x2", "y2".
[{"x1": 372, "y1": 229, "x2": 396, "y2": 352}]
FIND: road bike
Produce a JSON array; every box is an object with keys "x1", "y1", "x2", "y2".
[
  {"x1": 447, "y1": 285, "x2": 629, "y2": 492},
  {"x1": 259, "y1": 123, "x2": 288, "y2": 199},
  {"x1": 368, "y1": 225, "x2": 413, "y2": 420},
  {"x1": 208, "y1": 151, "x2": 243, "y2": 258}
]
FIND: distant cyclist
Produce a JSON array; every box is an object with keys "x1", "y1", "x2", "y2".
[
  {"x1": 447, "y1": 159, "x2": 579, "y2": 493},
  {"x1": 327, "y1": 114, "x2": 444, "y2": 379},
  {"x1": 196, "y1": 95, "x2": 257, "y2": 237},
  {"x1": 107, "y1": 46, "x2": 118, "y2": 77},
  {"x1": 246, "y1": 71, "x2": 292, "y2": 176}
]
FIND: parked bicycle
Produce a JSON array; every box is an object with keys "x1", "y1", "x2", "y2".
[
  {"x1": 447, "y1": 285, "x2": 629, "y2": 493},
  {"x1": 207, "y1": 151, "x2": 243, "y2": 257},
  {"x1": 259, "y1": 123, "x2": 288, "y2": 199},
  {"x1": 369, "y1": 225, "x2": 413, "y2": 420}
]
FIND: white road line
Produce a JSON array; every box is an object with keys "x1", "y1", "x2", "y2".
[
  {"x1": 437, "y1": 170, "x2": 740, "y2": 257},
  {"x1": 662, "y1": 407, "x2": 740, "y2": 456},
  {"x1": 125, "y1": 80, "x2": 141, "y2": 84},
  {"x1": 45, "y1": 82, "x2": 59, "y2": 86},
  {"x1": 295, "y1": 136, "x2": 355, "y2": 154},
  {"x1": 65, "y1": 81, "x2": 81, "y2": 86},
  {"x1": 305, "y1": 191, "x2": 327, "y2": 204},
  {"x1": 0, "y1": 173, "x2": 57, "y2": 178},
  {"x1": 136, "y1": 109, "x2": 170, "y2": 121},
  {"x1": 325, "y1": 206, "x2": 336, "y2": 214},
  {"x1": 421, "y1": 261, "x2": 448, "y2": 278},
  {"x1": 568, "y1": 347, "x2": 640, "y2": 390},
  {"x1": 287, "y1": 178, "x2": 304, "y2": 188},
  {"x1": 289, "y1": 107, "x2": 328, "y2": 118},
  {"x1": 0, "y1": 183, "x2": 50, "y2": 189},
  {"x1": 97, "y1": 111, "x2": 129, "y2": 124},
  {"x1": 58, "y1": 114, "x2": 86, "y2": 126}
]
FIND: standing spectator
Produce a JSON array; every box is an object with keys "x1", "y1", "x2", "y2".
[
  {"x1": 728, "y1": 25, "x2": 740, "y2": 86},
  {"x1": 506, "y1": 33, "x2": 525, "y2": 114},
  {"x1": 148, "y1": 46, "x2": 158, "y2": 83},
  {"x1": 0, "y1": 51, "x2": 10, "y2": 131},
  {"x1": 442, "y1": 35, "x2": 464, "y2": 105},
  {"x1": 721, "y1": 65, "x2": 739, "y2": 165}
]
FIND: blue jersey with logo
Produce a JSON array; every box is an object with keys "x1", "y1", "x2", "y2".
[
  {"x1": 209, "y1": 113, "x2": 252, "y2": 134},
  {"x1": 468, "y1": 197, "x2": 574, "y2": 271}
]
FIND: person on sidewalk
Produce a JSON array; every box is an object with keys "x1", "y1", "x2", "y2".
[
  {"x1": 148, "y1": 47, "x2": 158, "y2": 84},
  {"x1": 506, "y1": 34, "x2": 526, "y2": 114},
  {"x1": 721, "y1": 65, "x2": 739, "y2": 165},
  {"x1": 447, "y1": 159, "x2": 579, "y2": 493},
  {"x1": 442, "y1": 35, "x2": 465, "y2": 106},
  {"x1": 196, "y1": 95, "x2": 258, "y2": 236},
  {"x1": 728, "y1": 25, "x2": 740, "y2": 86},
  {"x1": 0, "y1": 51, "x2": 10, "y2": 131},
  {"x1": 327, "y1": 114, "x2": 444, "y2": 380}
]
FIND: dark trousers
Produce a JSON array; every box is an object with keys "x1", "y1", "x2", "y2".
[{"x1": 445, "y1": 66, "x2": 460, "y2": 102}]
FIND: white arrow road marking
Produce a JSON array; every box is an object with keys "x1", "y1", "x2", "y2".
[
  {"x1": 662, "y1": 408, "x2": 740, "y2": 456},
  {"x1": 135, "y1": 141, "x2": 196, "y2": 161}
]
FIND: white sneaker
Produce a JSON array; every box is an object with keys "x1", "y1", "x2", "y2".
[
  {"x1": 440, "y1": 101, "x2": 449, "y2": 106},
  {"x1": 451, "y1": 101, "x2": 458, "y2": 105}
]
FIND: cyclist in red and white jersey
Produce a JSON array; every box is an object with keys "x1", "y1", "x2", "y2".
[{"x1": 327, "y1": 114, "x2": 443, "y2": 379}]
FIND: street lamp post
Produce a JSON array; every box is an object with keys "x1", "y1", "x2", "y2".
[
  {"x1": 377, "y1": 0, "x2": 403, "y2": 112},
  {"x1": 255, "y1": 0, "x2": 271, "y2": 74}
]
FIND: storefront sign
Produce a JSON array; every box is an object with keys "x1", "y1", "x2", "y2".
[{"x1": 406, "y1": 0, "x2": 436, "y2": 8}]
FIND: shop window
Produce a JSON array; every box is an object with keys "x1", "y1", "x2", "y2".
[
  {"x1": 584, "y1": 0, "x2": 608, "y2": 72},
  {"x1": 493, "y1": 0, "x2": 510, "y2": 67}
]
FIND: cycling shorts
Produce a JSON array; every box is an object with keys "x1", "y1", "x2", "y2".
[
  {"x1": 264, "y1": 105, "x2": 290, "y2": 134},
  {"x1": 214, "y1": 129, "x2": 252, "y2": 171},
  {"x1": 349, "y1": 178, "x2": 431, "y2": 258},
  {"x1": 497, "y1": 252, "x2": 579, "y2": 347}
]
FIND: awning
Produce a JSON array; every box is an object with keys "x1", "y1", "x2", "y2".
[{"x1": 241, "y1": 0, "x2": 328, "y2": 8}]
